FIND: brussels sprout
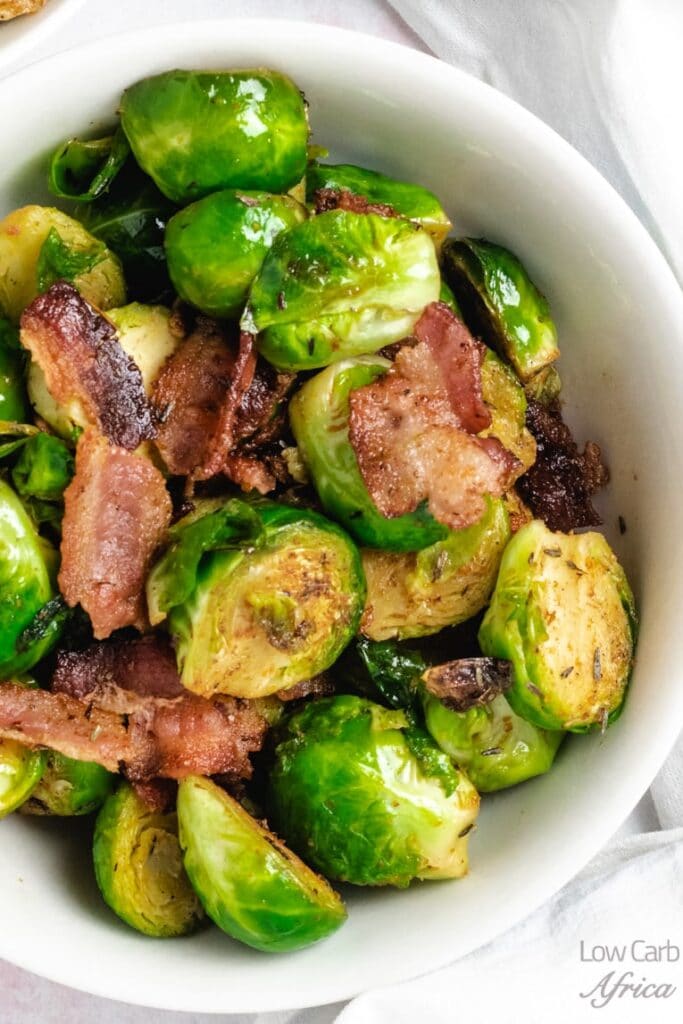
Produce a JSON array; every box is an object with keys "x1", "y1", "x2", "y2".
[
  {"x1": 306, "y1": 162, "x2": 451, "y2": 245},
  {"x1": 0, "y1": 740, "x2": 45, "y2": 818},
  {"x1": 80, "y1": 161, "x2": 176, "y2": 303},
  {"x1": 11, "y1": 432, "x2": 74, "y2": 501},
  {"x1": 270, "y1": 695, "x2": 479, "y2": 887},
  {"x1": 48, "y1": 127, "x2": 130, "y2": 202},
  {"x1": 120, "y1": 69, "x2": 308, "y2": 203},
  {"x1": 177, "y1": 776, "x2": 346, "y2": 952},
  {"x1": 524, "y1": 364, "x2": 562, "y2": 406},
  {"x1": 243, "y1": 210, "x2": 440, "y2": 370},
  {"x1": 148, "y1": 499, "x2": 365, "y2": 698},
  {"x1": 0, "y1": 318, "x2": 29, "y2": 422},
  {"x1": 21, "y1": 752, "x2": 115, "y2": 815},
  {"x1": 28, "y1": 302, "x2": 179, "y2": 439},
  {"x1": 0, "y1": 479, "x2": 62, "y2": 678},
  {"x1": 0, "y1": 206, "x2": 125, "y2": 323},
  {"x1": 480, "y1": 349, "x2": 536, "y2": 470},
  {"x1": 423, "y1": 692, "x2": 564, "y2": 792},
  {"x1": 290, "y1": 356, "x2": 448, "y2": 552},
  {"x1": 442, "y1": 238, "x2": 559, "y2": 381},
  {"x1": 165, "y1": 190, "x2": 306, "y2": 318},
  {"x1": 361, "y1": 498, "x2": 510, "y2": 640},
  {"x1": 439, "y1": 279, "x2": 462, "y2": 316},
  {"x1": 478, "y1": 520, "x2": 637, "y2": 731},
  {"x1": 93, "y1": 783, "x2": 203, "y2": 937}
]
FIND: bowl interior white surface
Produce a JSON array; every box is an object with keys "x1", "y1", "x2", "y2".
[
  {"x1": 0, "y1": 0, "x2": 86, "y2": 70},
  {"x1": 1, "y1": 20, "x2": 682, "y2": 1014}
]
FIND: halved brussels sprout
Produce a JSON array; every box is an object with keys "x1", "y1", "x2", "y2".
[
  {"x1": 270, "y1": 695, "x2": 479, "y2": 887},
  {"x1": 21, "y1": 752, "x2": 115, "y2": 815},
  {"x1": 120, "y1": 69, "x2": 309, "y2": 203},
  {"x1": 177, "y1": 776, "x2": 346, "y2": 952},
  {"x1": 0, "y1": 739, "x2": 45, "y2": 818},
  {"x1": 0, "y1": 479, "x2": 62, "y2": 678},
  {"x1": 165, "y1": 190, "x2": 306, "y2": 318},
  {"x1": 28, "y1": 302, "x2": 179, "y2": 438},
  {"x1": 306, "y1": 162, "x2": 451, "y2": 245},
  {"x1": 423, "y1": 692, "x2": 564, "y2": 792},
  {"x1": 478, "y1": 520, "x2": 637, "y2": 731},
  {"x1": 93, "y1": 783, "x2": 203, "y2": 937},
  {"x1": 480, "y1": 350, "x2": 536, "y2": 471},
  {"x1": 442, "y1": 238, "x2": 559, "y2": 381},
  {"x1": 290, "y1": 356, "x2": 448, "y2": 552},
  {"x1": 0, "y1": 318, "x2": 29, "y2": 422},
  {"x1": 360, "y1": 498, "x2": 510, "y2": 640},
  {"x1": 0, "y1": 206, "x2": 125, "y2": 323},
  {"x1": 243, "y1": 210, "x2": 440, "y2": 370},
  {"x1": 148, "y1": 499, "x2": 365, "y2": 698}
]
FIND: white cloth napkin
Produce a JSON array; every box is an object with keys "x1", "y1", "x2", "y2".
[{"x1": 1, "y1": 1, "x2": 682, "y2": 1021}]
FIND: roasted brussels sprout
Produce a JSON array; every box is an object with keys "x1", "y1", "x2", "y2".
[
  {"x1": 442, "y1": 238, "x2": 560, "y2": 381},
  {"x1": 0, "y1": 479, "x2": 62, "y2": 678},
  {"x1": 480, "y1": 350, "x2": 536, "y2": 470},
  {"x1": 524, "y1": 364, "x2": 562, "y2": 406},
  {"x1": 361, "y1": 498, "x2": 510, "y2": 640},
  {"x1": 0, "y1": 206, "x2": 125, "y2": 323},
  {"x1": 11, "y1": 432, "x2": 74, "y2": 502},
  {"x1": 177, "y1": 776, "x2": 346, "y2": 952},
  {"x1": 165, "y1": 190, "x2": 306, "y2": 318},
  {"x1": 423, "y1": 692, "x2": 564, "y2": 792},
  {"x1": 269, "y1": 695, "x2": 480, "y2": 887},
  {"x1": 244, "y1": 210, "x2": 440, "y2": 370},
  {"x1": 48, "y1": 127, "x2": 130, "y2": 202},
  {"x1": 0, "y1": 317, "x2": 29, "y2": 422},
  {"x1": 306, "y1": 162, "x2": 451, "y2": 245},
  {"x1": 79, "y1": 160, "x2": 176, "y2": 303},
  {"x1": 120, "y1": 69, "x2": 308, "y2": 203},
  {"x1": 290, "y1": 356, "x2": 448, "y2": 551},
  {"x1": 479, "y1": 520, "x2": 637, "y2": 731},
  {"x1": 21, "y1": 751, "x2": 115, "y2": 815},
  {"x1": 0, "y1": 739, "x2": 45, "y2": 818},
  {"x1": 147, "y1": 499, "x2": 365, "y2": 698},
  {"x1": 93, "y1": 783, "x2": 203, "y2": 937}
]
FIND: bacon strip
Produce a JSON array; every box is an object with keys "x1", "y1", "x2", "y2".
[
  {"x1": 53, "y1": 635, "x2": 184, "y2": 701},
  {"x1": 59, "y1": 429, "x2": 172, "y2": 639},
  {"x1": 20, "y1": 282, "x2": 154, "y2": 450},
  {"x1": 0, "y1": 683, "x2": 266, "y2": 782},
  {"x1": 349, "y1": 303, "x2": 520, "y2": 530},
  {"x1": 313, "y1": 187, "x2": 398, "y2": 218}
]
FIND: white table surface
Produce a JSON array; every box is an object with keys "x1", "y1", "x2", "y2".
[{"x1": 0, "y1": 1, "x2": 667, "y2": 1019}]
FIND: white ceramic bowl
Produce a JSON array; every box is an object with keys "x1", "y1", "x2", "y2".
[
  {"x1": 0, "y1": 0, "x2": 85, "y2": 71},
  {"x1": 1, "y1": 19, "x2": 682, "y2": 1014}
]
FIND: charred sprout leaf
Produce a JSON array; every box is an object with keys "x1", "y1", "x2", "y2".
[
  {"x1": 290, "y1": 356, "x2": 448, "y2": 551},
  {"x1": 360, "y1": 497, "x2": 510, "y2": 641},
  {"x1": 93, "y1": 783, "x2": 203, "y2": 937},
  {"x1": 36, "y1": 228, "x2": 107, "y2": 294},
  {"x1": 12, "y1": 432, "x2": 74, "y2": 501},
  {"x1": 244, "y1": 210, "x2": 440, "y2": 370},
  {"x1": 166, "y1": 189, "x2": 306, "y2": 319},
  {"x1": 0, "y1": 206, "x2": 125, "y2": 323},
  {"x1": 0, "y1": 318, "x2": 29, "y2": 422},
  {"x1": 48, "y1": 127, "x2": 130, "y2": 203},
  {"x1": 177, "y1": 776, "x2": 346, "y2": 952},
  {"x1": 306, "y1": 162, "x2": 451, "y2": 245},
  {"x1": 21, "y1": 751, "x2": 115, "y2": 816},
  {"x1": 120, "y1": 69, "x2": 309, "y2": 203},
  {"x1": 423, "y1": 691, "x2": 564, "y2": 792},
  {"x1": 269, "y1": 695, "x2": 479, "y2": 887},
  {"x1": 13, "y1": 595, "x2": 71, "y2": 657},
  {"x1": 478, "y1": 519, "x2": 637, "y2": 731},
  {"x1": 150, "y1": 500, "x2": 366, "y2": 699},
  {"x1": 422, "y1": 658, "x2": 512, "y2": 712},
  {"x1": 442, "y1": 238, "x2": 560, "y2": 381}
]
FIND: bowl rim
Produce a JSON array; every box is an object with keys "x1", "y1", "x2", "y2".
[
  {"x1": 0, "y1": 0, "x2": 87, "y2": 74},
  {"x1": 1, "y1": 16, "x2": 682, "y2": 1014}
]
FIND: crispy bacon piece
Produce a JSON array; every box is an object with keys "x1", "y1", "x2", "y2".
[
  {"x1": 422, "y1": 658, "x2": 512, "y2": 712},
  {"x1": 414, "y1": 302, "x2": 491, "y2": 433},
  {"x1": 131, "y1": 779, "x2": 177, "y2": 813},
  {"x1": 20, "y1": 282, "x2": 154, "y2": 450},
  {"x1": 518, "y1": 399, "x2": 609, "y2": 532},
  {"x1": 0, "y1": 683, "x2": 267, "y2": 782},
  {"x1": 59, "y1": 429, "x2": 172, "y2": 639},
  {"x1": 349, "y1": 304, "x2": 520, "y2": 530},
  {"x1": 53, "y1": 634, "x2": 184, "y2": 701},
  {"x1": 313, "y1": 187, "x2": 398, "y2": 218}
]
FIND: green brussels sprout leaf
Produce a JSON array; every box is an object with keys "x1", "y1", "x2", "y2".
[
  {"x1": 48, "y1": 127, "x2": 131, "y2": 203},
  {"x1": 36, "y1": 228, "x2": 106, "y2": 295},
  {"x1": 0, "y1": 318, "x2": 29, "y2": 423},
  {"x1": 11, "y1": 432, "x2": 74, "y2": 502}
]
